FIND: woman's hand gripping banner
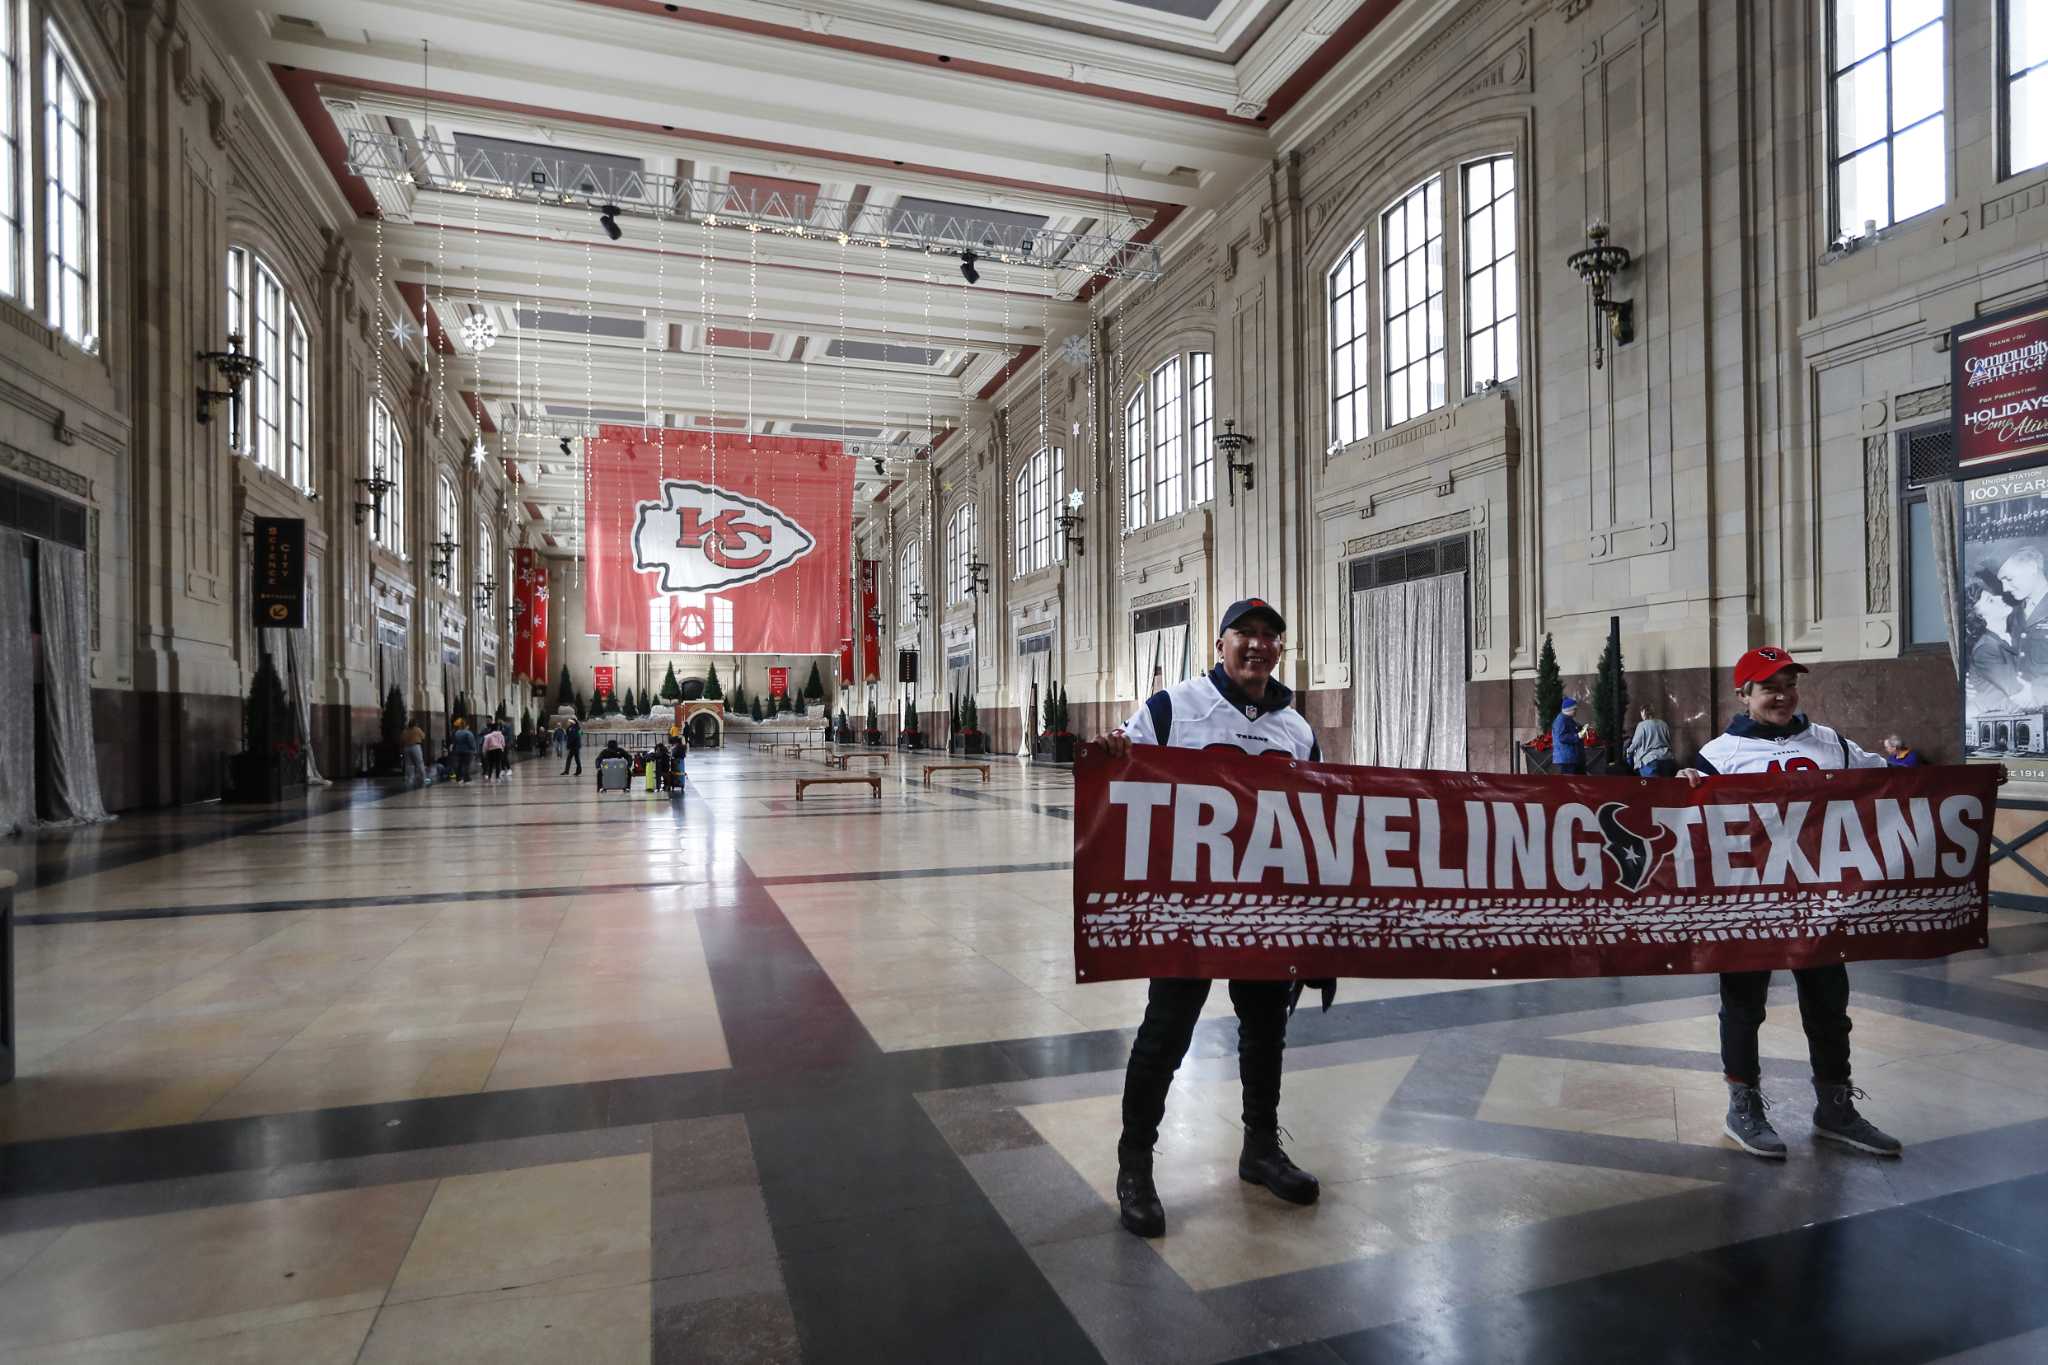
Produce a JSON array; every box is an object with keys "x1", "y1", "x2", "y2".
[{"x1": 1072, "y1": 746, "x2": 1997, "y2": 983}]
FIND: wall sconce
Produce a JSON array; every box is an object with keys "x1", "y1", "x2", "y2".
[
  {"x1": 1566, "y1": 220, "x2": 1634, "y2": 370},
  {"x1": 965, "y1": 558, "x2": 991, "y2": 597},
  {"x1": 909, "y1": 589, "x2": 930, "y2": 622},
  {"x1": 354, "y1": 465, "x2": 396, "y2": 530},
  {"x1": 1054, "y1": 488, "x2": 1086, "y2": 557},
  {"x1": 866, "y1": 605, "x2": 886, "y2": 634},
  {"x1": 1215, "y1": 419, "x2": 1254, "y2": 505},
  {"x1": 431, "y1": 533, "x2": 458, "y2": 586},
  {"x1": 474, "y1": 574, "x2": 496, "y2": 613},
  {"x1": 196, "y1": 333, "x2": 261, "y2": 427}
]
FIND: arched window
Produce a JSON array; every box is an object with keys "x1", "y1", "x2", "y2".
[
  {"x1": 944, "y1": 502, "x2": 977, "y2": 605},
  {"x1": 1383, "y1": 175, "x2": 1445, "y2": 427},
  {"x1": 1124, "y1": 353, "x2": 1212, "y2": 530},
  {"x1": 1015, "y1": 446, "x2": 1064, "y2": 576},
  {"x1": 476, "y1": 516, "x2": 496, "y2": 613},
  {"x1": 0, "y1": 0, "x2": 24, "y2": 302},
  {"x1": 42, "y1": 19, "x2": 94, "y2": 349},
  {"x1": 436, "y1": 473, "x2": 460, "y2": 594},
  {"x1": 368, "y1": 398, "x2": 405, "y2": 554},
  {"x1": 898, "y1": 540, "x2": 922, "y2": 630},
  {"x1": 1329, "y1": 234, "x2": 1370, "y2": 446},
  {"x1": 226, "y1": 245, "x2": 316, "y2": 491}
]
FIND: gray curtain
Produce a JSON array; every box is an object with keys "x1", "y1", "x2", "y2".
[
  {"x1": 36, "y1": 542, "x2": 111, "y2": 824},
  {"x1": 1131, "y1": 623, "x2": 1191, "y2": 700},
  {"x1": 0, "y1": 531, "x2": 32, "y2": 835},
  {"x1": 283, "y1": 628, "x2": 329, "y2": 786},
  {"x1": 1352, "y1": 572, "x2": 1468, "y2": 770},
  {"x1": 1928, "y1": 477, "x2": 1962, "y2": 675}
]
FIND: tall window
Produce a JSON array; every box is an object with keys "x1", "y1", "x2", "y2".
[
  {"x1": 369, "y1": 398, "x2": 405, "y2": 553},
  {"x1": 1831, "y1": 0, "x2": 1945, "y2": 237},
  {"x1": 1189, "y1": 352, "x2": 1214, "y2": 505},
  {"x1": 2008, "y1": 0, "x2": 2048, "y2": 176},
  {"x1": 0, "y1": 0, "x2": 23, "y2": 303},
  {"x1": 476, "y1": 517, "x2": 495, "y2": 613},
  {"x1": 43, "y1": 21, "x2": 94, "y2": 348},
  {"x1": 1328, "y1": 235, "x2": 1370, "y2": 447},
  {"x1": 1463, "y1": 156, "x2": 1519, "y2": 391},
  {"x1": 1382, "y1": 176, "x2": 1444, "y2": 427},
  {"x1": 1150, "y1": 358, "x2": 1184, "y2": 521},
  {"x1": 286, "y1": 309, "x2": 309, "y2": 489},
  {"x1": 251, "y1": 259, "x2": 284, "y2": 469},
  {"x1": 436, "y1": 474, "x2": 460, "y2": 594},
  {"x1": 226, "y1": 247, "x2": 316, "y2": 492},
  {"x1": 897, "y1": 540, "x2": 922, "y2": 628},
  {"x1": 1015, "y1": 447, "x2": 1063, "y2": 576},
  {"x1": 1124, "y1": 393, "x2": 1147, "y2": 531},
  {"x1": 944, "y1": 502, "x2": 976, "y2": 605}
]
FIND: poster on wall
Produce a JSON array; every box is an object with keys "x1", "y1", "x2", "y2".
[
  {"x1": 584, "y1": 427, "x2": 852, "y2": 654},
  {"x1": 251, "y1": 516, "x2": 306, "y2": 628},
  {"x1": 593, "y1": 665, "x2": 616, "y2": 698},
  {"x1": 1952, "y1": 295, "x2": 2048, "y2": 472},
  {"x1": 1959, "y1": 466, "x2": 2048, "y2": 784},
  {"x1": 511, "y1": 548, "x2": 549, "y2": 685},
  {"x1": 768, "y1": 666, "x2": 789, "y2": 698}
]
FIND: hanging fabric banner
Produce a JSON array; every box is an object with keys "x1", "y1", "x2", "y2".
[
  {"x1": 1072, "y1": 746, "x2": 1996, "y2": 984},
  {"x1": 859, "y1": 559, "x2": 880, "y2": 682},
  {"x1": 585, "y1": 426, "x2": 852, "y2": 654},
  {"x1": 512, "y1": 548, "x2": 548, "y2": 685}
]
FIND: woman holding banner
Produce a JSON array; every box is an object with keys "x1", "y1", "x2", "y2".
[{"x1": 1091, "y1": 597, "x2": 1323, "y2": 1240}]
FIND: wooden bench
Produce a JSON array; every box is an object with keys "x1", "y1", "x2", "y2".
[
  {"x1": 795, "y1": 774, "x2": 881, "y2": 801},
  {"x1": 838, "y1": 751, "x2": 890, "y2": 768},
  {"x1": 796, "y1": 745, "x2": 837, "y2": 761},
  {"x1": 781, "y1": 745, "x2": 805, "y2": 759},
  {"x1": 922, "y1": 762, "x2": 992, "y2": 788}
]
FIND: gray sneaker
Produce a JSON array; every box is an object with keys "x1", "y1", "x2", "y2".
[
  {"x1": 1724, "y1": 1083, "x2": 1787, "y2": 1159},
  {"x1": 1812, "y1": 1082, "x2": 1903, "y2": 1156}
]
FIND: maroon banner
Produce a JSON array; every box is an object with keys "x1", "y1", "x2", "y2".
[
  {"x1": 585, "y1": 427, "x2": 852, "y2": 654},
  {"x1": 511, "y1": 548, "x2": 549, "y2": 685},
  {"x1": 593, "y1": 665, "x2": 615, "y2": 699},
  {"x1": 858, "y1": 559, "x2": 880, "y2": 683},
  {"x1": 839, "y1": 636, "x2": 854, "y2": 686},
  {"x1": 1953, "y1": 295, "x2": 2048, "y2": 471},
  {"x1": 768, "y1": 666, "x2": 789, "y2": 698},
  {"x1": 1073, "y1": 746, "x2": 1996, "y2": 983}
]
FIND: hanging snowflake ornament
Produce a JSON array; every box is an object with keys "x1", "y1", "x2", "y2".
[
  {"x1": 388, "y1": 315, "x2": 419, "y2": 349},
  {"x1": 469, "y1": 434, "x2": 488, "y2": 467},
  {"x1": 1055, "y1": 333, "x2": 1090, "y2": 369},
  {"x1": 459, "y1": 311, "x2": 500, "y2": 352}
]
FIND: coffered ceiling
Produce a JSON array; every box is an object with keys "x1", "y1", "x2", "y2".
[{"x1": 214, "y1": 0, "x2": 1429, "y2": 549}]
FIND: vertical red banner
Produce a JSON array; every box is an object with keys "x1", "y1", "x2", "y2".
[
  {"x1": 512, "y1": 548, "x2": 549, "y2": 685},
  {"x1": 593, "y1": 665, "x2": 616, "y2": 698},
  {"x1": 839, "y1": 637, "x2": 854, "y2": 686},
  {"x1": 768, "y1": 666, "x2": 790, "y2": 698},
  {"x1": 584, "y1": 427, "x2": 852, "y2": 653},
  {"x1": 859, "y1": 559, "x2": 880, "y2": 682}
]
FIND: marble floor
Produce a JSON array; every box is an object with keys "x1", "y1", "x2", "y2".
[{"x1": 4, "y1": 745, "x2": 2048, "y2": 1362}]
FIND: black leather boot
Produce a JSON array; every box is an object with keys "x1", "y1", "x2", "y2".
[
  {"x1": 1116, "y1": 1146, "x2": 1165, "y2": 1238},
  {"x1": 1239, "y1": 1128, "x2": 1319, "y2": 1205}
]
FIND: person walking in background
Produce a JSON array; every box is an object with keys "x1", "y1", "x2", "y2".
[
  {"x1": 553, "y1": 722, "x2": 567, "y2": 758},
  {"x1": 481, "y1": 722, "x2": 508, "y2": 781},
  {"x1": 1626, "y1": 706, "x2": 1674, "y2": 777},
  {"x1": 1551, "y1": 696, "x2": 1585, "y2": 775},
  {"x1": 400, "y1": 717, "x2": 427, "y2": 788},
  {"x1": 1881, "y1": 735, "x2": 1923, "y2": 767},
  {"x1": 449, "y1": 717, "x2": 479, "y2": 785},
  {"x1": 561, "y1": 718, "x2": 583, "y2": 776}
]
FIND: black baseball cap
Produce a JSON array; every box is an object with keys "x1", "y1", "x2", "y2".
[{"x1": 1218, "y1": 597, "x2": 1287, "y2": 635}]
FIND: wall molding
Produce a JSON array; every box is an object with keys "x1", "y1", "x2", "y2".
[{"x1": 1343, "y1": 507, "x2": 1473, "y2": 557}]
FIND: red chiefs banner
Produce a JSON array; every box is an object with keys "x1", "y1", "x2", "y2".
[
  {"x1": 858, "y1": 559, "x2": 880, "y2": 683},
  {"x1": 839, "y1": 637, "x2": 854, "y2": 686},
  {"x1": 768, "y1": 666, "x2": 789, "y2": 698},
  {"x1": 1953, "y1": 295, "x2": 2048, "y2": 471},
  {"x1": 1073, "y1": 746, "x2": 1996, "y2": 983},
  {"x1": 511, "y1": 548, "x2": 549, "y2": 684},
  {"x1": 593, "y1": 665, "x2": 615, "y2": 698},
  {"x1": 585, "y1": 427, "x2": 852, "y2": 654}
]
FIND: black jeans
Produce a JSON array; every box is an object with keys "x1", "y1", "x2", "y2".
[
  {"x1": 1120, "y1": 978, "x2": 1290, "y2": 1154},
  {"x1": 1718, "y1": 965, "x2": 1851, "y2": 1087},
  {"x1": 562, "y1": 751, "x2": 581, "y2": 774}
]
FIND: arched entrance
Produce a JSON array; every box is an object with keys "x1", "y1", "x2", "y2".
[{"x1": 677, "y1": 699, "x2": 724, "y2": 748}]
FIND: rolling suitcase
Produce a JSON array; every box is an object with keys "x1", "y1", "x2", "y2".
[{"x1": 597, "y1": 756, "x2": 631, "y2": 793}]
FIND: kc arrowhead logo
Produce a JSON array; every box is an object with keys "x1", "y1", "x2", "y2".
[{"x1": 631, "y1": 480, "x2": 816, "y2": 593}]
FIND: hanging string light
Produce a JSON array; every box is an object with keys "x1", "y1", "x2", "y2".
[
  {"x1": 656, "y1": 196, "x2": 668, "y2": 491},
  {"x1": 433, "y1": 198, "x2": 447, "y2": 439},
  {"x1": 581, "y1": 234, "x2": 594, "y2": 592},
  {"x1": 468, "y1": 191, "x2": 488, "y2": 467},
  {"x1": 1087, "y1": 288, "x2": 1101, "y2": 521},
  {"x1": 700, "y1": 207, "x2": 718, "y2": 492}
]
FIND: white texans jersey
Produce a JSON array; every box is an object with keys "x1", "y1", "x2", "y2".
[
  {"x1": 1695, "y1": 716, "x2": 1887, "y2": 776},
  {"x1": 1121, "y1": 667, "x2": 1320, "y2": 760}
]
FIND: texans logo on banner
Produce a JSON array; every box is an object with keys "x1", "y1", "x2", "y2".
[
  {"x1": 631, "y1": 481, "x2": 816, "y2": 592},
  {"x1": 584, "y1": 428, "x2": 852, "y2": 655}
]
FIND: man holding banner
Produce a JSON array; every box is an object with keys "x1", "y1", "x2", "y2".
[{"x1": 1092, "y1": 597, "x2": 1323, "y2": 1240}]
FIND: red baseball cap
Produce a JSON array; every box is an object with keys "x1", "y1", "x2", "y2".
[{"x1": 1732, "y1": 646, "x2": 1808, "y2": 689}]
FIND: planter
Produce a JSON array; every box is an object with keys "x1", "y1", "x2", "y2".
[
  {"x1": 949, "y1": 733, "x2": 987, "y2": 756},
  {"x1": 896, "y1": 731, "x2": 926, "y2": 751},
  {"x1": 1032, "y1": 733, "x2": 1078, "y2": 765},
  {"x1": 226, "y1": 750, "x2": 306, "y2": 804},
  {"x1": 863, "y1": 729, "x2": 885, "y2": 747}
]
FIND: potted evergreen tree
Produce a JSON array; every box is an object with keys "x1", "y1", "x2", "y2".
[
  {"x1": 946, "y1": 693, "x2": 962, "y2": 753},
  {"x1": 863, "y1": 697, "x2": 883, "y2": 746},
  {"x1": 897, "y1": 695, "x2": 924, "y2": 750},
  {"x1": 751, "y1": 696, "x2": 765, "y2": 723},
  {"x1": 1588, "y1": 617, "x2": 1628, "y2": 775},
  {"x1": 1034, "y1": 684, "x2": 1077, "y2": 764},
  {"x1": 229, "y1": 653, "x2": 302, "y2": 802},
  {"x1": 1524, "y1": 634, "x2": 1564, "y2": 774},
  {"x1": 554, "y1": 665, "x2": 575, "y2": 713},
  {"x1": 803, "y1": 662, "x2": 825, "y2": 708},
  {"x1": 573, "y1": 688, "x2": 587, "y2": 720},
  {"x1": 834, "y1": 708, "x2": 853, "y2": 743},
  {"x1": 379, "y1": 683, "x2": 407, "y2": 774},
  {"x1": 958, "y1": 697, "x2": 985, "y2": 755},
  {"x1": 704, "y1": 662, "x2": 724, "y2": 707},
  {"x1": 519, "y1": 708, "x2": 535, "y2": 753},
  {"x1": 659, "y1": 663, "x2": 682, "y2": 703}
]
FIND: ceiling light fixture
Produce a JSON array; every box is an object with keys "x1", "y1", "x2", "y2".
[
  {"x1": 958, "y1": 250, "x2": 979, "y2": 285},
  {"x1": 598, "y1": 204, "x2": 623, "y2": 241}
]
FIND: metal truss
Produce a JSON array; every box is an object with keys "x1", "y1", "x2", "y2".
[
  {"x1": 504, "y1": 416, "x2": 929, "y2": 464},
  {"x1": 343, "y1": 130, "x2": 1162, "y2": 283}
]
